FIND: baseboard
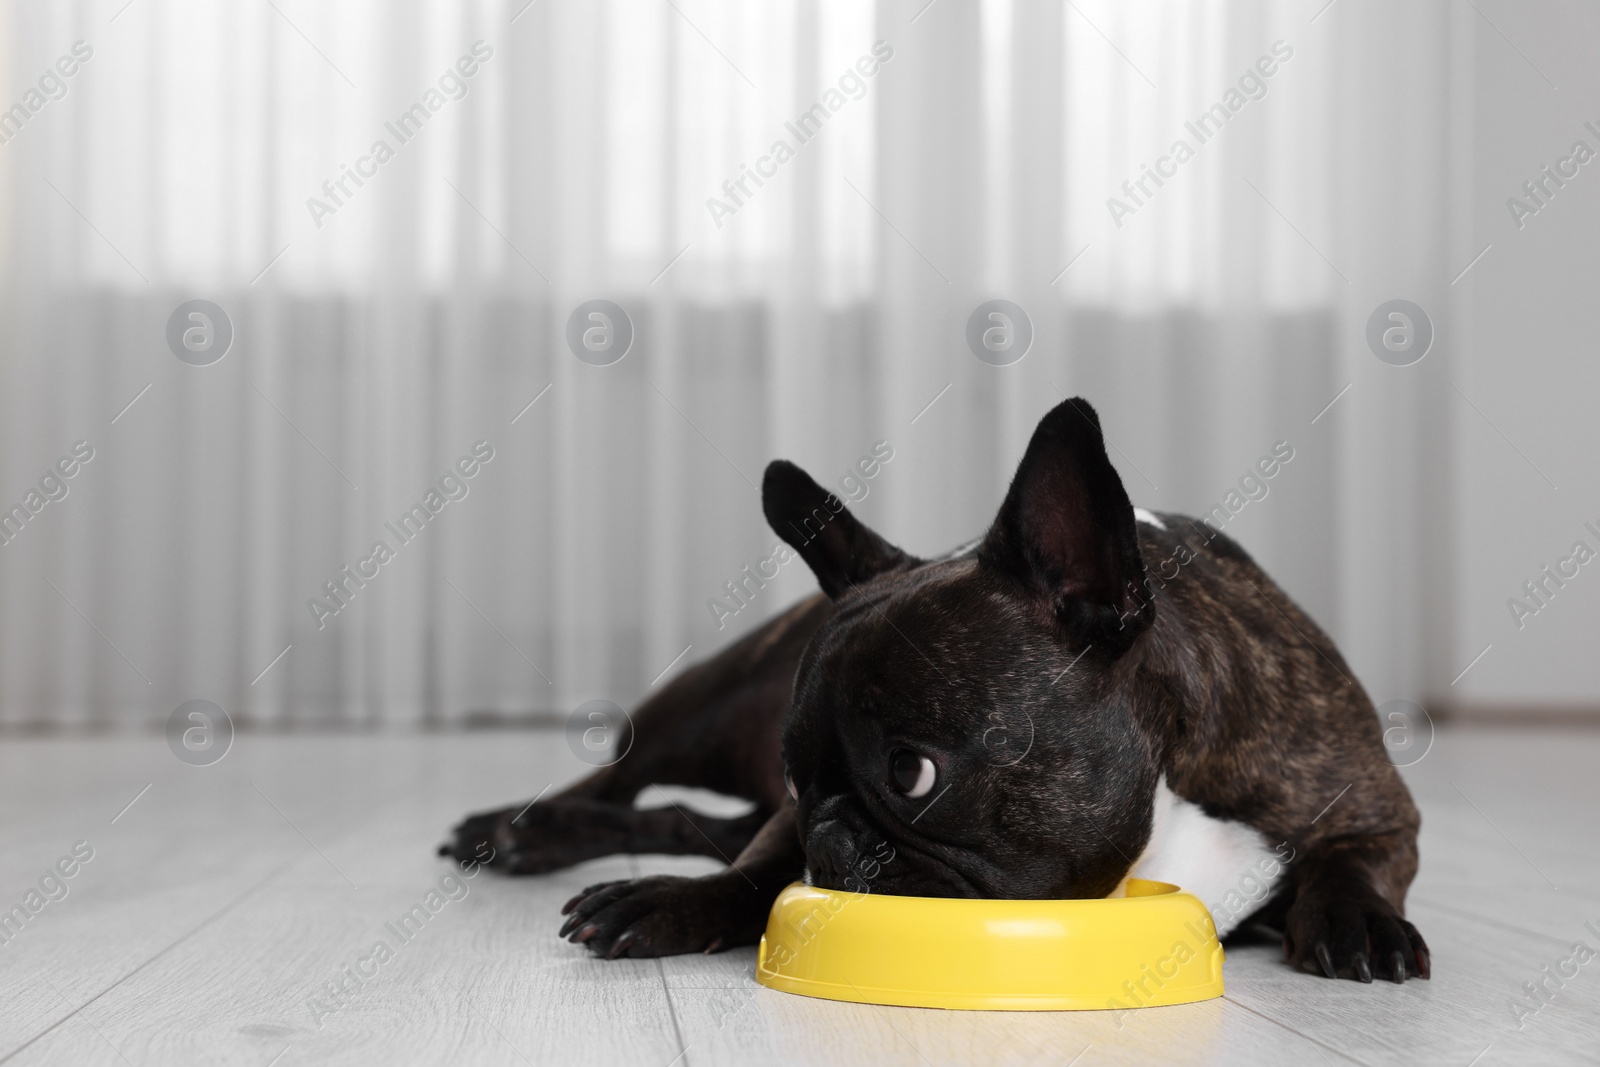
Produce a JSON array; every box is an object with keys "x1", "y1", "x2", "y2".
[
  {"x1": 3, "y1": 705, "x2": 1597, "y2": 736},
  {"x1": 1431, "y1": 703, "x2": 1600, "y2": 726},
  {"x1": 0, "y1": 711, "x2": 570, "y2": 736}
]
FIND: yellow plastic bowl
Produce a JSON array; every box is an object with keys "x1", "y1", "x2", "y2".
[{"x1": 756, "y1": 878, "x2": 1224, "y2": 1011}]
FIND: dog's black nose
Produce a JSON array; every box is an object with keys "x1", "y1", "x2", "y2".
[
  {"x1": 804, "y1": 812, "x2": 897, "y2": 892},
  {"x1": 805, "y1": 817, "x2": 859, "y2": 888}
]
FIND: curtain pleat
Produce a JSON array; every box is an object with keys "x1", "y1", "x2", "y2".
[{"x1": 0, "y1": 0, "x2": 1455, "y2": 730}]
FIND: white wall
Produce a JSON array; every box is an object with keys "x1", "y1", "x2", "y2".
[{"x1": 1455, "y1": 1, "x2": 1600, "y2": 710}]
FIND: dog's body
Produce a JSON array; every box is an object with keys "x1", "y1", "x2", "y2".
[{"x1": 442, "y1": 398, "x2": 1428, "y2": 983}]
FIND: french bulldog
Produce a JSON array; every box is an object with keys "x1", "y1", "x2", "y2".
[{"x1": 440, "y1": 397, "x2": 1428, "y2": 983}]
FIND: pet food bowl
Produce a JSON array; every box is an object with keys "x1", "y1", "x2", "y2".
[{"x1": 756, "y1": 878, "x2": 1224, "y2": 1011}]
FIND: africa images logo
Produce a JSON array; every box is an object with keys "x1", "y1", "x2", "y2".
[
  {"x1": 704, "y1": 41, "x2": 894, "y2": 228},
  {"x1": 305, "y1": 41, "x2": 494, "y2": 229},
  {"x1": 1105, "y1": 41, "x2": 1293, "y2": 228}
]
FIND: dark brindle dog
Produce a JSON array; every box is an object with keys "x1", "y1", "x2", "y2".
[{"x1": 441, "y1": 397, "x2": 1428, "y2": 983}]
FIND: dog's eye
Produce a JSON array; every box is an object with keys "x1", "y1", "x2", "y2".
[
  {"x1": 888, "y1": 748, "x2": 935, "y2": 798},
  {"x1": 785, "y1": 772, "x2": 799, "y2": 803}
]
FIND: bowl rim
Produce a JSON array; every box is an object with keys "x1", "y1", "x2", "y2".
[{"x1": 777, "y1": 876, "x2": 1185, "y2": 907}]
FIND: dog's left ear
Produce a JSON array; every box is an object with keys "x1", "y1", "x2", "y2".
[
  {"x1": 978, "y1": 397, "x2": 1152, "y2": 650},
  {"x1": 763, "y1": 460, "x2": 915, "y2": 598}
]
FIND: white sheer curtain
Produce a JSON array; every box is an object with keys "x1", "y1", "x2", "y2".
[{"x1": 0, "y1": 0, "x2": 1459, "y2": 730}]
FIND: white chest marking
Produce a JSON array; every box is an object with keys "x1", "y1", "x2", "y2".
[
  {"x1": 1133, "y1": 507, "x2": 1166, "y2": 530},
  {"x1": 1119, "y1": 778, "x2": 1282, "y2": 938}
]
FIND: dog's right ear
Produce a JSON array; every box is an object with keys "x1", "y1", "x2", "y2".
[
  {"x1": 762, "y1": 460, "x2": 913, "y2": 599},
  {"x1": 977, "y1": 397, "x2": 1152, "y2": 651}
]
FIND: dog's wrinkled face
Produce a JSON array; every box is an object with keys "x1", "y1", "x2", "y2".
[{"x1": 765, "y1": 397, "x2": 1161, "y2": 899}]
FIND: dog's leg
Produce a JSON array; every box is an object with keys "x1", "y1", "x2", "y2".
[
  {"x1": 557, "y1": 803, "x2": 805, "y2": 957},
  {"x1": 439, "y1": 595, "x2": 833, "y2": 874},
  {"x1": 1281, "y1": 830, "x2": 1430, "y2": 983},
  {"x1": 441, "y1": 796, "x2": 771, "y2": 875},
  {"x1": 435, "y1": 716, "x2": 769, "y2": 875}
]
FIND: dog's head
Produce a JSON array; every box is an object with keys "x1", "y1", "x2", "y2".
[{"x1": 766, "y1": 397, "x2": 1160, "y2": 899}]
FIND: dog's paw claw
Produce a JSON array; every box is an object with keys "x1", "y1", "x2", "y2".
[
  {"x1": 1389, "y1": 950, "x2": 1408, "y2": 985},
  {"x1": 1286, "y1": 888, "x2": 1429, "y2": 984},
  {"x1": 606, "y1": 932, "x2": 639, "y2": 960}
]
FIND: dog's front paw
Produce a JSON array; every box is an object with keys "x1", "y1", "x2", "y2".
[
  {"x1": 558, "y1": 873, "x2": 771, "y2": 959},
  {"x1": 1284, "y1": 884, "x2": 1430, "y2": 983}
]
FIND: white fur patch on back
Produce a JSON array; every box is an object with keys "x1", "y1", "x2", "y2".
[
  {"x1": 1133, "y1": 507, "x2": 1166, "y2": 530},
  {"x1": 1116, "y1": 778, "x2": 1281, "y2": 938}
]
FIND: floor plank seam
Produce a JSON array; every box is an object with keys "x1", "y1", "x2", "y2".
[
  {"x1": 0, "y1": 854, "x2": 301, "y2": 1065},
  {"x1": 1220, "y1": 994, "x2": 1372, "y2": 1067},
  {"x1": 633, "y1": 854, "x2": 695, "y2": 1067},
  {"x1": 1408, "y1": 895, "x2": 1578, "y2": 950},
  {"x1": 655, "y1": 958, "x2": 693, "y2": 1067}
]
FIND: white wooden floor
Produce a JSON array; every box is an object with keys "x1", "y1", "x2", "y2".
[{"x1": 0, "y1": 724, "x2": 1595, "y2": 1066}]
